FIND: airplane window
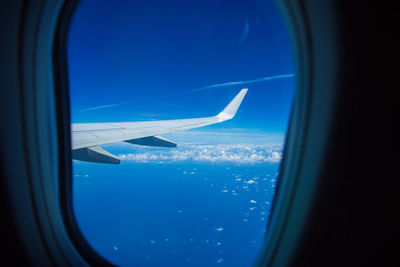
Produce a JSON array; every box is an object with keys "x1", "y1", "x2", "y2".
[{"x1": 67, "y1": 0, "x2": 294, "y2": 266}]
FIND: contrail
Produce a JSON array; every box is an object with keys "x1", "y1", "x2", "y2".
[
  {"x1": 239, "y1": 18, "x2": 250, "y2": 45},
  {"x1": 80, "y1": 102, "x2": 128, "y2": 112},
  {"x1": 188, "y1": 73, "x2": 294, "y2": 93}
]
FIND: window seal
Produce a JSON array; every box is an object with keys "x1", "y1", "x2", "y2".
[{"x1": 53, "y1": 0, "x2": 115, "y2": 265}]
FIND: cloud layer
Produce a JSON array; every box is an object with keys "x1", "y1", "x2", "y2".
[{"x1": 119, "y1": 143, "x2": 283, "y2": 164}]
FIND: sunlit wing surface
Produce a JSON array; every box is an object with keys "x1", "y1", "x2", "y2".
[{"x1": 71, "y1": 89, "x2": 247, "y2": 164}]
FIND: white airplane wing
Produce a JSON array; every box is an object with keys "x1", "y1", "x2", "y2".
[{"x1": 72, "y1": 89, "x2": 247, "y2": 164}]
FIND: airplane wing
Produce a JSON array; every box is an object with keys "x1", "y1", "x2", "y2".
[{"x1": 72, "y1": 89, "x2": 248, "y2": 164}]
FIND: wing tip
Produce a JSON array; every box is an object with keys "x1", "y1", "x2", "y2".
[{"x1": 217, "y1": 88, "x2": 248, "y2": 121}]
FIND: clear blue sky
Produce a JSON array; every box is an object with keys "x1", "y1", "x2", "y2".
[
  {"x1": 67, "y1": 0, "x2": 295, "y2": 136},
  {"x1": 70, "y1": 1, "x2": 294, "y2": 265}
]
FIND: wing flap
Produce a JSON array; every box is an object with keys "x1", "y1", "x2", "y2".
[
  {"x1": 125, "y1": 135, "x2": 177, "y2": 147},
  {"x1": 72, "y1": 146, "x2": 120, "y2": 164}
]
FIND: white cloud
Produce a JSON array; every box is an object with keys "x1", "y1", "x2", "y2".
[
  {"x1": 266, "y1": 151, "x2": 282, "y2": 163},
  {"x1": 118, "y1": 143, "x2": 283, "y2": 164}
]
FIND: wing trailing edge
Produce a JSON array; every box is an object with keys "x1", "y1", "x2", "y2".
[{"x1": 71, "y1": 89, "x2": 248, "y2": 163}]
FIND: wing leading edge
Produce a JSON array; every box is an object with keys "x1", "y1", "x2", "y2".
[{"x1": 72, "y1": 89, "x2": 248, "y2": 164}]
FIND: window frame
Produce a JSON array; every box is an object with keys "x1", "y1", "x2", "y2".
[
  {"x1": 52, "y1": 0, "x2": 302, "y2": 266},
  {"x1": 53, "y1": 0, "x2": 115, "y2": 265}
]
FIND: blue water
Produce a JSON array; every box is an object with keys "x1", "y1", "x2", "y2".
[{"x1": 73, "y1": 161, "x2": 279, "y2": 266}]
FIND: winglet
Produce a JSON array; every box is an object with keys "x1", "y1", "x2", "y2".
[{"x1": 216, "y1": 88, "x2": 248, "y2": 122}]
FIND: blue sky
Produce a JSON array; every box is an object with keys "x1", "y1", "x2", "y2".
[
  {"x1": 69, "y1": 1, "x2": 294, "y2": 265},
  {"x1": 67, "y1": 0, "x2": 295, "y2": 138}
]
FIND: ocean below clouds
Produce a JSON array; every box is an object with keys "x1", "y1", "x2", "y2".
[{"x1": 73, "y1": 141, "x2": 282, "y2": 266}]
